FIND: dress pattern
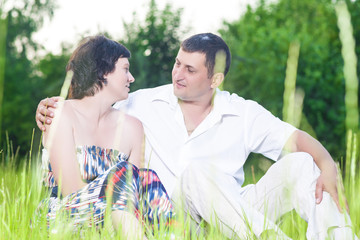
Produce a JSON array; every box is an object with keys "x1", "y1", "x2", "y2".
[{"x1": 37, "y1": 145, "x2": 174, "y2": 230}]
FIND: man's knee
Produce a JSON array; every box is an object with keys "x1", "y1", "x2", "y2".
[
  {"x1": 280, "y1": 152, "x2": 313, "y2": 165},
  {"x1": 280, "y1": 152, "x2": 319, "y2": 173},
  {"x1": 275, "y1": 152, "x2": 320, "y2": 188}
]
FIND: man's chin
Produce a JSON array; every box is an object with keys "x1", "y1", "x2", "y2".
[{"x1": 173, "y1": 88, "x2": 182, "y2": 99}]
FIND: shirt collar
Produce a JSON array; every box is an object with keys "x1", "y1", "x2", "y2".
[
  {"x1": 149, "y1": 84, "x2": 178, "y2": 110},
  {"x1": 212, "y1": 88, "x2": 242, "y2": 117},
  {"x1": 149, "y1": 84, "x2": 242, "y2": 116}
]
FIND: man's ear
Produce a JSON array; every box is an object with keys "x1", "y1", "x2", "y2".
[{"x1": 211, "y1": 73, "x2": 224, "y2": 89}]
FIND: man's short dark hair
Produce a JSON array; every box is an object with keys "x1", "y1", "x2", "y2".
[{"x1": 181, "y1": 33, "x2": 231, "y2": 78}]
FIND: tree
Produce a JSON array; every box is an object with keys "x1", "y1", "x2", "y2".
[
  {"x1": 37, "y1": 46, "x2": 71, "y2": 98},
  {"x1": 219, "y1": 0, "x2": 352, "y2": 158},
  {"x1": 1, "y1": 0, "x2": 56, "y2": 156},
  {"x1": 121, "y1": 0, "x2": 187, "y2": 91}
]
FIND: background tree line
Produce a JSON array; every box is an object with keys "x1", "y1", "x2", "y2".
[
  {"x1": 0, "y1": 0, "x2": 359, "y2": 164},
  {"x1": 220, "y1": 0, "x2": 360, "y2": 160}
]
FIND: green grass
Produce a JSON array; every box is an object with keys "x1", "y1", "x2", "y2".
[{"x1": 0, "y1": 138, "x2": 359, "y2": 239}]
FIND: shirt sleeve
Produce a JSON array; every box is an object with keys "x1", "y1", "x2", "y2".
[
  {"x1": 244, "y1": 100, "x2": 297, "y2": 161},
  {"x1": 113, "y1": 99, "x2": 127, "y2": 110},
  {"x1": 113, "y1": 92, "x2": 138, "y2": 117}
]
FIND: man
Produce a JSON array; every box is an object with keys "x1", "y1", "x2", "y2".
[{"x1": 36, "y1": 33, "x2": 357, "y2": 239}]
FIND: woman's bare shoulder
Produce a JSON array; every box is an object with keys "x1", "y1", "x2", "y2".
[
  {"x1": 125, "y1": 114, "x2": 143, "y2": 129},
  {"x1": 109, "y1": 108, "x2": 143, "y2": 128},
  {"x1": 43, "y1": 100, "x2": 75, "y2": 145},
  {"x1": 110, "y1": 109, "x2": 144, "y2": 139}
]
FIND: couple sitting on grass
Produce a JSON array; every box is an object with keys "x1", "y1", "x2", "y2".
[{"x1": 36, "y1": 33, "x2": 358, "y2": 239}]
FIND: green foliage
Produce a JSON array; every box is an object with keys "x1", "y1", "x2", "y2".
[
  {"x1": 219, "y1": 0, "x2": 358, "y2": 159},
  {"x1": 1, "y1": 0, "x2": 56, "y2": 155},
  {"x1": 37, "y1": 48, "x2": 71, "y2": 97},
  {"x1": 121, "y1": 0, "x2": 186, "y2": 91}
]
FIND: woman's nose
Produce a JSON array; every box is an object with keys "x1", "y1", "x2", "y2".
[{"x1": 128, "y1": 72, "x2": 135, "y2": 83}]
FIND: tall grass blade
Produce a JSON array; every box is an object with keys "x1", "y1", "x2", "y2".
[
  {"x1": 0, "y1": 15, "x2": 7, "y2": 147},
  {"x1": 335, "y1": 1, "x2": 359, "y2": 132},
  {"x1": 283, "y1": 41, "x2": 304, "y2": 129}
]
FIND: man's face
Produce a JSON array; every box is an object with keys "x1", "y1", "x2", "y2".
[{"x1": 172, "y1": 48, "x2": 213, "y2": 102}]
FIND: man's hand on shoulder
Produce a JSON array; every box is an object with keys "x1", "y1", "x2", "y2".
[{"x1": 36, "y1": 96, "x2": 63, "y2": 131}]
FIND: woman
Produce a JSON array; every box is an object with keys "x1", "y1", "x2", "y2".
[{"x1": 37, "y1": 35, "x2": 173, "y2": 238}]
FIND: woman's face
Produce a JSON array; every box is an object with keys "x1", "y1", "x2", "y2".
[{"x1": 105, "y1": 57, "x2": 135, "y2": 100}]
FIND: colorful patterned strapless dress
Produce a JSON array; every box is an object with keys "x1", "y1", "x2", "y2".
[{"x1": 37, "y1": 145, "x2": 174, "y2": 231}]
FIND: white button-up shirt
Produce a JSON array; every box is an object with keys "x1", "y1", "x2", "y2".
[{"x1": 114, "y1": 84, "x2": 296, "y2": 196}]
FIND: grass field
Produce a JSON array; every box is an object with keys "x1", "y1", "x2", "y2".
[{"x1": 0, "y1": 135, "x2": 359, "y2": 239}]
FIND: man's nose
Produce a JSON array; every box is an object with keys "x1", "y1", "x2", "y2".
[{"x1": 173, "y1": 68, "x2": 184, "y2": 80}]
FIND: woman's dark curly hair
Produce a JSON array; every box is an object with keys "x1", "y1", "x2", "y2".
[{"x1": 66, "y1": 35, "x2": 131, "y2": 99}]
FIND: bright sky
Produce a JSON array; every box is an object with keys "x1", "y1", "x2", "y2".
[{"x1": 33, "y1": 0, "x2": 259, "y2": 55}]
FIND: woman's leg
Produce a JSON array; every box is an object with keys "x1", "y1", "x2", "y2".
[
  {"x1": 111, "y1": 210, "x2": 148, "y2": 239},
  {"x1": 138, "y1": 168, "x2": 174, "y2": 225},
  {"x1": 104, "y1": 162, "x2": 174, "y2": 235}
]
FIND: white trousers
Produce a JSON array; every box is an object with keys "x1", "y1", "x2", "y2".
[{"x1": 175, "y1": 152, "x2": 355, "y2": 239}]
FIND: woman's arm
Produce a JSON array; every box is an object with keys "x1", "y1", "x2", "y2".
[
  {"x1": 43, "y1": 102, "x2": 87, "y2": 196},
  {"x1": 125, "y1": 115, "x2": 145, "y2": 168}
]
